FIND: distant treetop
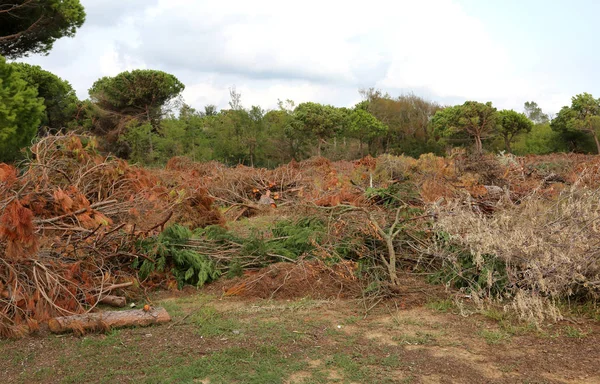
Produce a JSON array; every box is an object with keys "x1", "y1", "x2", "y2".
[{"x1": 0, "y1": 0, "x2": 86, "y2": 58}]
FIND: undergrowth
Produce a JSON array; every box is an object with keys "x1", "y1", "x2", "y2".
[
  {"x1": 427, "y1": 231, "x2": 509, "y2": 297},
  {"x1": 134, "y1": 225, "x2": 220, "y2": 288},
  {"x1": 133, "y1": 218, "x2": 328, "y2": 288}
]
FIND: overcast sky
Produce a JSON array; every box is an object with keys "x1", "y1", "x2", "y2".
[{"x1": 21, "y1": 0, "x2": 600, "y2": 114}]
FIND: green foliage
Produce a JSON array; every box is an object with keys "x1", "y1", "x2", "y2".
[
  {"x1": 89, "y1": 69, "x2": 185, "y2": 129},
  {"x1": 120, "y1": 122, "x2": 155, "y2": 164},
  {"x1": 551, "y1": 93, "x2": 600, "y2": 153},
  {"x1": 135, "y1": 224, "x2": 220, "y2": 288},
  {"x1": 347, "y1": 107, "x2": 388, "y2": 155},
  {"x1": 360, "y1": 89, "x2": 442, "y2": 156},
  {"x1": 198, "y1": 218, "x2": 326, "y2": 262},
  {"x1": 479, "y1": 329, "x2": 510, "y2": 345},
  {"x1": 512, "y1": 123, "x2": 568, "y2": 155},
  {"x1": 365, "y1": 182, "x2": 420, "y2": 207},
  {"x1": 524, "y1": 101, "x2": 549, "y2": 124},
  {"x1": 11, "y1": 62, "x2": 79, "y2": 132},
  {"x1": 497, "y1": 109, "x2": 534, "y2": 152},
  {"x1": 563, "y1": 326, "x2": 586, "y2": 339},
  {"x1": 293, "y1": 102, "x2": 347, "y2": 156},
  {"x1": 428, "y1": 231, "x2": 509, "y2": 297},
  {"x1": 0, "y1": 0, "x2": 86, "y2": 58},
  {"x1": 125, "y1": 218, "x2": 324, "y2": 284},
  {"x1": 0, "y1": 56, "x2": 45, "y2": 162},
  {"x1": 269, "y1": 217, "x2": 326, "y2": 259},
  {"x1": 425, "y1": 299, "x2": 455, "y2": 313},
  {"x1": 431, "y1": 101, "x2": 498, "y2": 153}
]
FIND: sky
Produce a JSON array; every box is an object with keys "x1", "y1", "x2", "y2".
[{"x1": 21, "y1": 0, "x2": 600, "y2": 115}]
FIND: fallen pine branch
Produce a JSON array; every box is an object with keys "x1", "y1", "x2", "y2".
[{"x1": 34, "y1": 200, "x2": 118, "y2": 224}]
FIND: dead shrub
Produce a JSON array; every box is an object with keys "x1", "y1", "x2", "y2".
[{"x1": 432, "y1": 185, "x2": 600, "y2": 322}]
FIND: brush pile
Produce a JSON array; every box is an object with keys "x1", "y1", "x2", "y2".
[
  {"x1": 4, "y1": 133, "x2": 600, "y2": 336},
  {"x1": 0, "y1": 134, "x2": 222, "y2": 337}
]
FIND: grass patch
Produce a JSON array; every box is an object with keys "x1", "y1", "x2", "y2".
[
  {"x1": 426, "y1": 299, "x2": 454, "y2": 313},
  {"x1": 481, "y1": 308, "x2": 537, "y2": 336},
  {"x1": 79, "y1": 329, "x2": 122, "y2": 348},
  {"x1": 327, "y1": 353, "x2": 372, "y2": 382},
  {"x1": 479, "y1": 329, "x2": 510, "y2": 345},
  {"x1": 343, "y1": 315, "x2": 360, "y2": 325},
  {"x1": 394, "y1": 332, "x2": 437, "y2": 345},
  {"x1": 161, "y1": 345, "x2": 306, "y2": 384},
  {"x1": 192, "y1": 306, "x2": 243, "y2": 337},
  {"x1": 560, "y1": 302, "x2": 600, "y2": 322},
  {"x1": 481, "y1": 308, "x2": 506, "y2": 322},
  {"x1": 563, "y1": 326, "x2": 587, "y2": 339}
]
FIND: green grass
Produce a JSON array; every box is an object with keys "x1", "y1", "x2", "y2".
[
  {"x1": 343, "y1": 315, "x2": 360, "y2": 325},
  {"x1": 159, "y1": 345, "x2": 306, "y2": 384},
  {"x1": 563, "y1": 326, "x2": 587, "y2": 339},
  {"x1": 394, "y1": 332, "x2": 437, "y2": 345},
  {"x1": 426, "y1": 299, "x2": 454, "y2": 313},
  {"x1": 191, "y1": 306, "x2": 243, "y2": 337},
  {"x1": 482, "y1": 308, "x2": 505, "y2": 322},
  {"x1": 479, "y1": 329, "x2": 510, "y2": 345},
  {"x1": 559, "y1": 302, "x2": 600, "y2": 322},
  {"x1": 2, "y1": 292, "x2": 596, "y2": 384}
]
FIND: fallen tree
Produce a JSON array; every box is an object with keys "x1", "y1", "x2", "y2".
[{"x1": 48, "y1": 307, "x2": 171, "y2": 334}]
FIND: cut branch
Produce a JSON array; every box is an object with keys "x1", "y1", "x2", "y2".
[{"x1": 48, "y1": 307, "x2": 171, "y2": 334}]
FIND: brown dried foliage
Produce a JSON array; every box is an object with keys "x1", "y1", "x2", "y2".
[{"x1": 0, "y1": 134, "x2": 222, "y2": 337}]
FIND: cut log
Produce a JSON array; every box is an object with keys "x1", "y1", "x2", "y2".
[
  {"x1": 48, "y1": 307, "x2": 171, "y2": 334},
  {"x1": 99, "y1": 295, "x2": 126, "y2": 308}
]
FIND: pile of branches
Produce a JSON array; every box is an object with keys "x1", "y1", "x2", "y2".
[
  {"x1": 429, "y1": 182, "x2": 600, "y2": 322},
  {"x1": 0, "y1": 135, "x2": 222, "y2": 337}
]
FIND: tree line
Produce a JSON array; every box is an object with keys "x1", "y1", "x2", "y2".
[{"x1": 2, "y1": 1, "x2": 600, "y2": 165}]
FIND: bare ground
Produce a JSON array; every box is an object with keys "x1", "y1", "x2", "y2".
[{"x1": 1, "y1": 278, "x2": 598, "y2": 384}]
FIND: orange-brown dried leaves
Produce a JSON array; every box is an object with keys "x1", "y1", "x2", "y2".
[
  {"x1": 53, "y1": 188, "x2": 74, "y2": 213},
  {"x1": 0, "y1": 164, "x2": 18, "y2": 185},
  {"x1": 0, "y1": 201, "x2": 38, "y2": 259}
]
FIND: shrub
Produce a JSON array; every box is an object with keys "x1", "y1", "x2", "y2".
[{"x1": 432, "y1": 186, "x2": 600, "y2": 322}]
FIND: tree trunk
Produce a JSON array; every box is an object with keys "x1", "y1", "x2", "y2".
[
  {"x1": 504, "y1": 136, "x2": 512, "y2": 153},
  {"x1": 48, "y1": 307, "x2": 171, "y2": 334},
  {"x1": 384, "y1": 235, "x2": 399, "y2": 286},
  {"x1": 475, "y1": 135, "x2": 483, "y2": 154},
  {"x1": 593, "y1": 132, "x2": 600, "y2": 155}
]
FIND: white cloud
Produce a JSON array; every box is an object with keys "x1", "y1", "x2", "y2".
[{"x1": 19, "y1": 0, "x2": 570, "y2": 113}]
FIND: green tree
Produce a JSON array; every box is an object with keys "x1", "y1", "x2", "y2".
[
  {"x1": 89, "y1": 69, "x2": 185, "y2": 129},
  {"x1": 0, "y1": 56, "x2": 45, "y2": 161},
  {"x1": 0, "y1": 0, "x2": 86, "y2": 58},
  {"x1": 512, "y1": 123, "x2": 567, "y2": 155},
  {"x1": 524, "y1": 101, "x2": 549, "y2": 124},
  {"x1": 497, "y1": 110, "x2": 534, "y2": 153},
  {"x1": 204, "y1": 104, "x2": 218, "y2": 116},
  {"x1": 293, "y1": 102, "x2": 344, "y2": 157},
  {"x1": 263, "y1": 103, "x2": 299, "y2": 163},
  {"x1": 12, "y1": 62, "x2": 79, "y2": 133},
  {"x1": 347, "y1": 107, "x2": 388, "y2": 155},
  {"x1": 431, "y1": 101, "x2": 498, "y2": 154},
  {"x1": 359, "y1": 88, "x2": 441, "y2": 156},
  {"x1": 551, "y1": 93, "x2": 600, "y2": 154}
]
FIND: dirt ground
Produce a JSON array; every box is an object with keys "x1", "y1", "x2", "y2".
[{"x1": 1, "y1": 275, "x2": 598, "y2": 384}]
